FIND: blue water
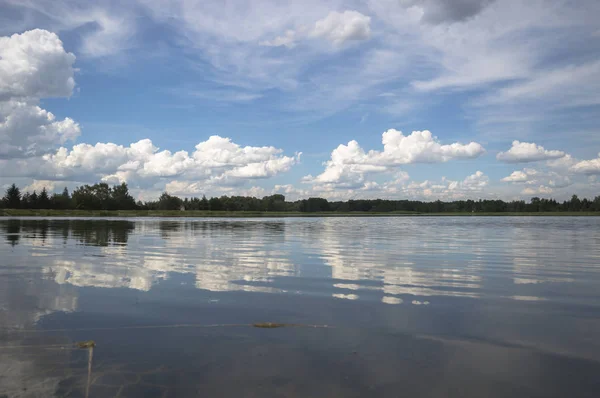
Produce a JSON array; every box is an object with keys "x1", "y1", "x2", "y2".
[{"x1": 1, "y1": 217, "x2": 600, "y2": 397}]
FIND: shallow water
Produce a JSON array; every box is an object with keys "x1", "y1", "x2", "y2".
[{"x1": 1, "y1": 217, "x2": 600, "y2": 397}]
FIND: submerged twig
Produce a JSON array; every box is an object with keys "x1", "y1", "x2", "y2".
[
  {"x1": 85, "y1": 345, "x2": 93, "y2": 398},
  {"x1": 252, "y1": 323, "x2": 329, "y2": 329}
]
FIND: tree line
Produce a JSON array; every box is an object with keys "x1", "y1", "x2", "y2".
[{"x1": 1, "y1": 182, "x2": 600, "y2": 212}]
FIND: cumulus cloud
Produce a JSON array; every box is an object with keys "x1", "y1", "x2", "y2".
[
  {"x1": 501, "y1": 168, "x2": 572, "y2": 191},
  {"x1": 0, "y1": 29, "x2": 76, "y2": 100},
  {"x1": 304, "y1": 129, "x2": 485, "y2": 188},
  {"x1": 522, "y1": 185, "x2": 553, "y2": 196},
  {"x1": 461, "y1": 170, "x2": 489, "y2": 189},
  {"x1": 501, "y1": 170, "x2": 529, "y2": 183},
  {"x1": 164, "y1": 180, "x2": 204, "y2": 196},
  {"x1": 546, "y1": 154, "x2": 577, "y2": 170},
  {"x1": 571, "y1": 154, "x2": 600, "y2": 175},
  {"x1": 298, "y1": 170, "x2": 490, "y2": 202},
  {"x1": 0, "y1": 100, "x2": 80, "y2": 158},
  {"x1": 497, "y1": 141, "x2": 565, "y2": 163},
  {"x1": 1, "y1": 136, "x2": 299, "y2": 194},
  {"x1": 310, "y1": 10, "x2": 371, "y2": 45},
  {"x1": 0, "y1": 29, "x2": 80, "y2": 158},
  {"x1": 23, "y1": 180, "x2": 56, "y2": 193},
  {"x1": 368, "y1": 171, "x2": 489, "y2": 201},
  {"x1": 403, "y1": 171, "x2": 489, "y2": 200}
]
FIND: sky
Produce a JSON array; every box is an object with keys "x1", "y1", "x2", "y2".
[{"x1": 0, "y1": 0, "x2": 599, "y2": 202}]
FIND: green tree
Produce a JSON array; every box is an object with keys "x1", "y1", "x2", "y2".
[
  {"x1": 208, "y1": 196, "x2": 223, "y2": 211},
  {"x1": 29, "y1": 191, "x2": 39, "y2": 209},
  {"x1": 569, "y1": 194, "x2": 581, "y2": 211},
  {"x1": 111, "y1": 183, "x2": 137, "y2": 210},
  {"x1": 39, "y1": 187, "x2": 51, "y2": 209},
  {"x1": 262, "y1": 194, "x2": 286, "y2": 211},
  {"x1": 593, "y1": 196, "x2": 600, "y2": 211},
  {"x1": 4, "y1": 184, "x2": 22, "y2": 208},
  {"x1": 51, "y1": 187, "x2": 72, "y2": 209},
  {"x1": 200, "y1": 195, "x2": 209, "y2": 210},
  {"x1": 299, "y1": 197, "x2": 330, "y2": 212},
  {"x1": 157, "y1": 193, "x2": 183, "y2": 210},
  {"x1": 72, "y1": 183, "x2": 113, "y2": 210}
]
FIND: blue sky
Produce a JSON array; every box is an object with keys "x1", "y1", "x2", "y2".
[{"x1": 1, "y1": 0, "x2": 599, "y2": 201}]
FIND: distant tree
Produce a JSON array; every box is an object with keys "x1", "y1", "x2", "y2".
[
  {"x1": 157, "y1": 192, "x2": 183, "y2": 210},
  {"x1": 51, "y1": 187, "x2": 72, "y2": 209},
  {"x1": 21, "y1": 192, "x2": 31, "y2": 209},
  {"x1": 72, "y1": 183, "x2": 114, "y2": 210},
  {"x1": 299, "y1": 197, "x2": 330, "y2": 212},
  {"x1": 72, "y1": 185, "x2": 99, "y2": 210},
  {"x1": 29, "y1": 191, "x2": 39, "y2": 209},
  {"x1": 593, "y1": 196, "x2": 600, "y2": 212},
  {"x1": 208, "y1": 196, "x2": 223, "y2": 211},
  {"x1": 569, "y1": 194, "x2": 581, "y2": 211},
  {"x1": 200, "y1": 195, "x2": 209, "y2": 210},
  {"x1": 111, "y1": 183, "x2": 137, "y2": 210},
  {"x1": 3, "y1": 184, "x2": 22, "y2": 208},
  {"x1": 1, "y1": 180, "x2": 599, "y2": 214},
  {"x1": 262, "y1": 194, "x2": 286, "y2": 211},
  {"x1": 39, "y1": 187, "x2": 51, "y2": 209}
]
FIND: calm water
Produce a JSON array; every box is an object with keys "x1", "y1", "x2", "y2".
[{"x1": 1, "y1": 217, "x2": 600, "y2": 397}]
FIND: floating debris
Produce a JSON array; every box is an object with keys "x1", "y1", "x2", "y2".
[
  {"x1": 75, "y1": 340, "x2": 96, "y2": 349},
  {"x1": 252, "y1": 322, "x2": 287, "y2": 328}
]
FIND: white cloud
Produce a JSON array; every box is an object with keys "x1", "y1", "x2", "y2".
[
  {"x1": 0, "y1": 29, "x2": 76, "y2": 99},
  {"x1": 259, "y1": 30, "x2": 297, "y2": 48},
  {"x1": 401, "y1": 171, "x2": 489, "y2": 200},
  {"x1": 1, "y1": 136, "x2": 299, "y2": 194},
  {"x1": 23, "y1": 180, "x2": 56, "y2": 193},
  {"x1": 310, "y1": 10, "x2": 371, "y2": 45},
  {"x1": 546, "y1": 154, "x2": 577, "y2": 170},
  {"x1": 0, "y1": 29, "x2": 80, "y2": 159},
  {"x1": 407, "y1": 0, "x2": 538, "y2": 92},
  {"x1": 462, "y1": 170, "x2": 489, "y2": 189},
  {"x1": 164, "y1": 180, "x2": 204, "y2": 196},
  {"x1": 314, "y1": 170, "x2": 490, "y2": 202},
  {"x1": 304, "y1": 129, "x2": 485, "y2": 188},
  {"x1": 260, "y1": 10, "x2": 371, "y2": 49},
  {"x1": 497, "y1": 141, "x2": 565, "y2": 163},
  {"x1": 501, "y1": 167, "x2": 572, "y2": 191},
  {"x1": 0, "y1": 100, "x2": 80, "y2": 158},
  {"x1": 571, "y1": 154, "x2": 600, "y2": 175},
  {"x1": 522, "y1": 185, "x2": 553, "y2": 196},
  {"x1": 501, "y1": 170, "x2": 528, "y2": 183},
  {"x1": 2, "y1": 2, "x2": 136, "y2": 58},
  {"x1": 76, "y1": 8, "x2": 136, "y2": 57},
  {"x1": 486, "y1": 60, "x2": 600, "y2": 109}
]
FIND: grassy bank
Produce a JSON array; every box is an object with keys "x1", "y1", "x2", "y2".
[{"x1": 1, "y1": 209, "x2": 599, "y2": 217}]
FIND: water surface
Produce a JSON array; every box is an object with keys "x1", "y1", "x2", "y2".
[{"x1": 1, "y1": 217, "x2": 600, "y2": 397}]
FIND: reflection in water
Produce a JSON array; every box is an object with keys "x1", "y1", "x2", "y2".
[
  {"x1": 3, "y1": 218, "x2": 22, "y2": 246},
  {"x1": 1, "y1": 219, "x2": 135, "y2": 247},
  {"x1": 0, "y1": 264, "x2": 79, "y2": 396},
  {"x1": 1, "y1": 217, "x2": 600, "y2": 397}
]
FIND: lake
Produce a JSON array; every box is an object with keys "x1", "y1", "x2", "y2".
[{"x1": 1, "y1": 217, "x2": 600, "y2": 397}]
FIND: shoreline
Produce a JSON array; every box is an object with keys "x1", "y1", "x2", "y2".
[{"x1": 1, "y1": 210, "x2": 599, "y2": 217}]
